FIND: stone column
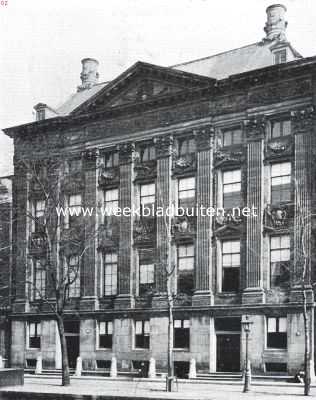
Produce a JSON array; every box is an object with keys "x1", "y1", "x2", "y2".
[
  {"x1": 12, "y1": 157, "x2": 29, "y2": 313},
  {"x1": 242, "y1": 117, "x2": 265, "y2": 304},
  {"x1": 82, "y1": 149, "x2": 99, "y2": 309},
  {"x1": 193, "y1": 126, "x2": 214, "y2": 306},
  {"x1": 152, "y1": 136, "x2": 173, "y2": 307},
  {"x1": 290, "y1": 106, "x2": 314, "y2": 304},
  {"x1": 115, "y1": 143, "x2": 135, "y2": 309}
]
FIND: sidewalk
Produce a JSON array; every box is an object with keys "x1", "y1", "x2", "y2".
[{"x1": 0, "y1": 375, "x2": 315, "y2": 399}]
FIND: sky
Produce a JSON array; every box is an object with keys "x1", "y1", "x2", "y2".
[{"x1": 1, "y1": 0, "x2": 316, "y2": 176}]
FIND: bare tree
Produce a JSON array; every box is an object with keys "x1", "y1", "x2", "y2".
[{"x1": 15, "y1": 153, "x2": 97, "y2": 386}]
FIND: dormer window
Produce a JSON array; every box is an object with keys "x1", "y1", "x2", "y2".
[
  {"x1": 274, "y1": 49, "x2": 287, "y2": 65},
  {"x1": 221, "y1": 128, "x2": 243, "y2": 147},
  {"x1": 178, "y1": 137, "x2": 196, "y2": 156},
  {"x1": 105, "y1": 152, "x2": 119, "y2": 168},
  {"x1": 139, "y1": 145, "x2": 156, "y2": 162},
  {"x1": 271, "y1": 120, "x2": 291, "y2": 138}
]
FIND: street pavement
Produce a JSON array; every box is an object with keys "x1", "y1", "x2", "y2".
[{"x1": 0, "y1": 375, "x2": 316, "y2": 399}]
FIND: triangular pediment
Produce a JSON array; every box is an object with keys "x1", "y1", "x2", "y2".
[{"x1": 71, "y1": 61, "x2": 215, "y2": 115}]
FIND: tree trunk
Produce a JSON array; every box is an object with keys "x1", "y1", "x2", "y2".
[
  {"x1": 56, "y1": 315, "x2": 70, "y2": 386},
  {"x1": 167, "y1": 292, "x2": 174, "y2": 392},
  {"x1": 303, "y1": 290, "x2": 311, "y2": 396}
]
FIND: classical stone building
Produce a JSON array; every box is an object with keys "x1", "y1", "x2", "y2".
[{"x1": 4, "y1": 4, "x2": 316, "y2": 376}]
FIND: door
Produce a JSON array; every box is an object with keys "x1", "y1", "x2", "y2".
[
  {"x1": 216, "y1": 334, "x2": 240, "y2": 372},
  {"x1": 65, "y1": 335, "x2": 79, "y2": 369}
]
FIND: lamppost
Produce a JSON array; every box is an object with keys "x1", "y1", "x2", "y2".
[{"x1": 242, "y1": 315, "x2": 253, "y2": 393}]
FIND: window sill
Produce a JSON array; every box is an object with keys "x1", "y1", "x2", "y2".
[
  {"x1": 96, "y1": 347, "x2": 112, "y2": 351},
  {"x1": 173, "y1": 348, "x2": 190, "y2": 352},
  {"x1": 265, "y1": 348, "x2": 287, "y2": 352}
]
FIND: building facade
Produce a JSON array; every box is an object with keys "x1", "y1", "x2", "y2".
[{"x1": 4, "y1": 4, "x2": 316, "y2": 376}]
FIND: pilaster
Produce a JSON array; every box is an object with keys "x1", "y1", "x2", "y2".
[
  {"x1": 192, "y1": 126, "x2": 214, "y2": 306},
  {"x1": 242, "y1": 117, "x2": 265, "y2": 304},
  {"x1": 115, "y1": 143, "x2": 135, "y2": 309}
]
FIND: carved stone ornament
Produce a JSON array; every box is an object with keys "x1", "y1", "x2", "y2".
[
  {"x1": 194, "y1": 126, "x2": 214, "y2": 151},
  {"x1": 265, "y1": 137, "x2": 293, "y2": 159},
  {"x1": 214, "y1": 148, "x2": 245, "y2": 168},
  {"x1": 98, "y1": 220, "x2": 119, "y2": 249},
  {"x1": 214, "y1": 210, "x2": 244, "y2": 235},
  {"x1": 153, "y1": 136, "x2": 173, "y2": 158},
  {"x1": 291, "y1": 106, "x2": 315, "y2": 133},
  {"x1": 29, "y1": 232, "x2": 47, "y2": 256},
  {"x1": 98, "y1": 167, "x2": 120, "y2": 187},
  {"x1": 134, "y1": 160, "x2": 157, "y2": 180},
  {"x1": 172, "y1": 153, "x2": 196, "y2": 175},
  {"x1": 243, "y1": 116, "x2": 266, "y2": 138},
  {"x1": 118, "y1": 143, "x2": 135, "y2": 164},
  {"x1": 81, "y1": 148, "x2": 100, "y2": 161},
  {"x1": 171, "y1": 215, "x2": 196, "y2": 241},
  {"x1": 133, "y1": 217, "x2": 156, "y2": 245},
  {"x1": 264, "y1": 203, "x2": 293, "y2": 230}
]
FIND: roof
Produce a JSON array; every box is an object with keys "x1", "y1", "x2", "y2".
[
  {"x1": 171, "y1": 40, "x2": 301, "y2": 79},
  {"x1": 56, "y1": 82, "x2": 108, "y2": 116}
]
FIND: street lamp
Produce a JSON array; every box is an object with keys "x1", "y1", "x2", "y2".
[{"x1": 242, "y1": 315, "x2": 253, "y2": 393}]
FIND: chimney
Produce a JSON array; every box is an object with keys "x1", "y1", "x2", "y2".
[
  {"x1": 77, "y1": 58, "x2": 99, "y2": 92},
  {"x1": 264, "y1": 4, "x2": 288, "y2": 41}
]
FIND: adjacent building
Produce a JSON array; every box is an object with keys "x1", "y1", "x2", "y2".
[{"x1": 3, "y1": 4, "x2": 316, "y2": 376}]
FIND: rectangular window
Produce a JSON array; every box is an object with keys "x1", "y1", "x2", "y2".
[
  {"x1": 271, "y1": 120, "x2": 291, "y2": 138},
  {"x1": 223, "y1": 170, "x2": 241, "y2": 209},
  {"x1": 33, "y1": 260, "x2": 46, "y2": 300},
  {"x1": 34, "y1": 200, "x2": 45, "y2": 232},
  {"x1": 140, "y1": 183, "x2": 155, "y2": 211},
  {"x1": 105, "y1": 152, "x2": 119, "y2": 168},
  {"x1": 66, "y1": 256, "x2": 80, "y2": 298},
  {"x1": 222, "y1": 128, "x2": 243, "y2": 146},
  {"x1": 28, "y1": 322, "x2": 41, "y2": 349},
  {"x1": 270, "y1": 235, "x2": 290, "y2": 288},
  {"x1": 135, "y1": 320, "x2": 150, "y2": 349},
  {"x1": 68, "y1": 158, "x2": 82, "y2": 173},
  {"x1": 267, "y1": 317, "x2": 287, "y2": 349},
  {"x1": 177, "y1": 244, "x2": 194, "y2": 294},
  {"x1": 222, "y1": 240, "x2": 240, "y2": 292},
  {"x1": 178, "y1": 177, "x2": 195, "y2": 210},
  {"x1": 271, "y1": 162, "x2": 291, "y2": 204},
  {"x1": 139, "y1": 249, "x2": 155, "y2": 296},
  {"x1": 174, "y1": 319, "x2": 190, "y2": 349},
  {"x1": 274, "y1": 50, "x2": 287, "y2": 65},
  {"x1": 103, "y1": 252, "x2": 118, "y2": 296},
  {"x1": 98, "y1": 321, "x2": 113, "y2": 349},
  {"x1": 179, "y1": 137, "x2": 196, "y2": 156},
  {"x1": 140, "y1": 145, "x2": 156, "y2": 162},
  {"x1": 104, "y1": 189, "x2": 119, "y2": 216},
  {"x1": 67, "y1": 194, "x2": 82, "y2": 228}
]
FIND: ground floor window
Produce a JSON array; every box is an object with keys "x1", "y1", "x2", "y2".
[
  {"x1": 98, "y1": 321, "x2": 113, "y2": 349},
  {"x1": 174, "y1": 319, "x2": 190, "y2": 349},
  {"x1": 135, "y1": 320, "x2": 150, "y2": 349},
  {"x1": 28, "y1": 322, "x2": 41, "y2": 349},
  {"x1": 267, "y1": 317, "x2": 287, "y2": 349}
]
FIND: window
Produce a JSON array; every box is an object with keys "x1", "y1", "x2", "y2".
[
  {"x1": 135, "y1": 320, "x2": 150, "y2": 349},
  {"x1": 178, "y1": 177, "x2": 195, "y2": 210},
  {"x1": 178, "y1": 137, "x2": 196, "y2": 156},
  {"x1": 174, "y1": 319, "x2": 190, "y2": 349},
  {"x1": 105, "y1": 152, "x2": 119, "y2": 168},
  {"x1": 33, "y1": 260, "x2": 46, "y2": 300},
  {"x1": 66, "y1": 256, "x2": 80, "y2": 298},
  {"x1": 67, "y1": 194, "x2": 82, "y2": 228},
  {"x1": 140, "y1": 183, "x2": 155, "y2": 213},
  {"x1": 270, "y1": 235, "x2": 290, "y2": 288},
  {"x1": 28, "y1": 322, "x2": 41, "y2": 349},
  {"x1": 222, "y1": 128, "x2": 243, "y2": 146},
  {"x1": 104, "y1": 189, "x2": 119, "y2": 217},
  {"x1": 271, "y1": 162, "x2": 291, "y2": 204},
  {"x1": 140, "y1": 144, "x2": 156, "y2": 162},
  {"x1": 274, "y1": 50, "x2": 287, "y2": 65},
  {"x1": 139, "y1": 249, "x2": 155, "y2": 296},
  {"x1": 223, "y1": 170, "x2": 241, "y2": 209},
  {"x1": 34, "y1": 200, "x2": 45, "y2": 232},
  {"x1": 271, "y1": 120, "x2": 291, "y2": 138},
  {"x1": 68, "y1": 158, "x2": 82, "y2": 174},
  {"x1": 36, "y1": 109, "x2": 45, "y2": 121},
  {"x1": 103, "y1": 252, "x2": 117, "y2": 296},
  {"x1": 177, "y1": 244, "x2": 194, "y2": 294},
  {"x1": 222, "y1": 240, "x2": 240, "y2": 292},
  {"x1": 98, "y1": 321, "x2": 113, "y2": 349},
  {"x1": 267, "y1": 317, "x2": 287, "y2": 349}
]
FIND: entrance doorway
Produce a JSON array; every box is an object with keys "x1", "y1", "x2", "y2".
[
  {"x1": 216, "y1": 334, "x2": 240, "y2": 372},
  {"x1": 215, "y1": 317, "x2": 241, "y2": 372},
  {"x1": 64, "y1": 320, "x2": 80, "y2": 369}
]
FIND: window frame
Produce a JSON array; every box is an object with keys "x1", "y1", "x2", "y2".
[
  {"x1": 178, "y1": 177, "x2": 196, "y2": 209},
  {"x1": 134, "y1": 320, "x2": 150, "y2": 349},
  {"x1": 221, "y1": 127, "x2": 243, "y2": 147},
  {"x1": 274, "y1": 49, "x2": 287, "y2": 65},
  {"x1": 221, "y1": 239, "x2": 240, "y2": 293},
  {"x1": 270, "y1": 162, "x2": 291, "y2": 204},
  {"x1": 178, "y1": 137, "x2": 196, "y2": 156},
  {"x1": 66, "y1": 255, "x2": 81, "y2": 298},
  {"x1": 103, "y1": 252, "x2": 118, "y2": 296},
  {"x1": 138, "y1": 249, "x2": 155, "y2": 296},
  {"x1": 97, "y1": 320, "x2": 113, "y2": 349},
  {"x1": 266, "y1": 316, "x2": 287, "y2": 349},
  {"x1": 33, "y1": 259, "x2": 46, "y2": 300},
  {"x1": 271, "y1": 119, "x2": 291, "y2": 139},
  {"x1": 174, "y1": 319, "x2": 190, "y2": 350},
  {"x1": 270, "y1": 235, "x2": 290, "y2": 288},
  {"x1": 177, "y1": 244, "x2": 195, "y2": 294},
  {"x1": 27, "y1": 322, "x2": 41, "y2": 349},
  {"x1": 222, "y1": 169, "x2": 242, "y2": 209}
]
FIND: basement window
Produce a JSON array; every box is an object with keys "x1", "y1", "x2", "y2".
[{"x1": 265, "y1": 362, "x2": 287, "y2": 373}]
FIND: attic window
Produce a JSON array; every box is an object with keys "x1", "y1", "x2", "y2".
[
  {"x1": 36, "y1": 109, "x2": 45, "y2": 121},
  {"x1": 274, "y1": 50, "x2": 287, "y2": 65}
]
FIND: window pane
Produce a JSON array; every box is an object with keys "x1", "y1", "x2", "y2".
[
  {"x1": 135, "y1": 321, "x2": 142, "y2": 334},
  {"x1": 268, "y1": 318, "x2": 276, "y2": 333},
  {"x1": 179, "y1": 177, "x2": 195, "y2": 191},
  {"x1": 174, "y1": 320, "x2": 181, "y2": 328},
  {"x1": 99, "y1": 322, "x2": 106, "y2": 335},
  {"x1": 183, "y1": 320, "x2": 190, "y2": 329},
  {"x1": 279, "y1": 317, "x2": 287, "y2": 333},
  {"x1": 108, "y1": 321, "x2": 113, "y2": 334}
]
